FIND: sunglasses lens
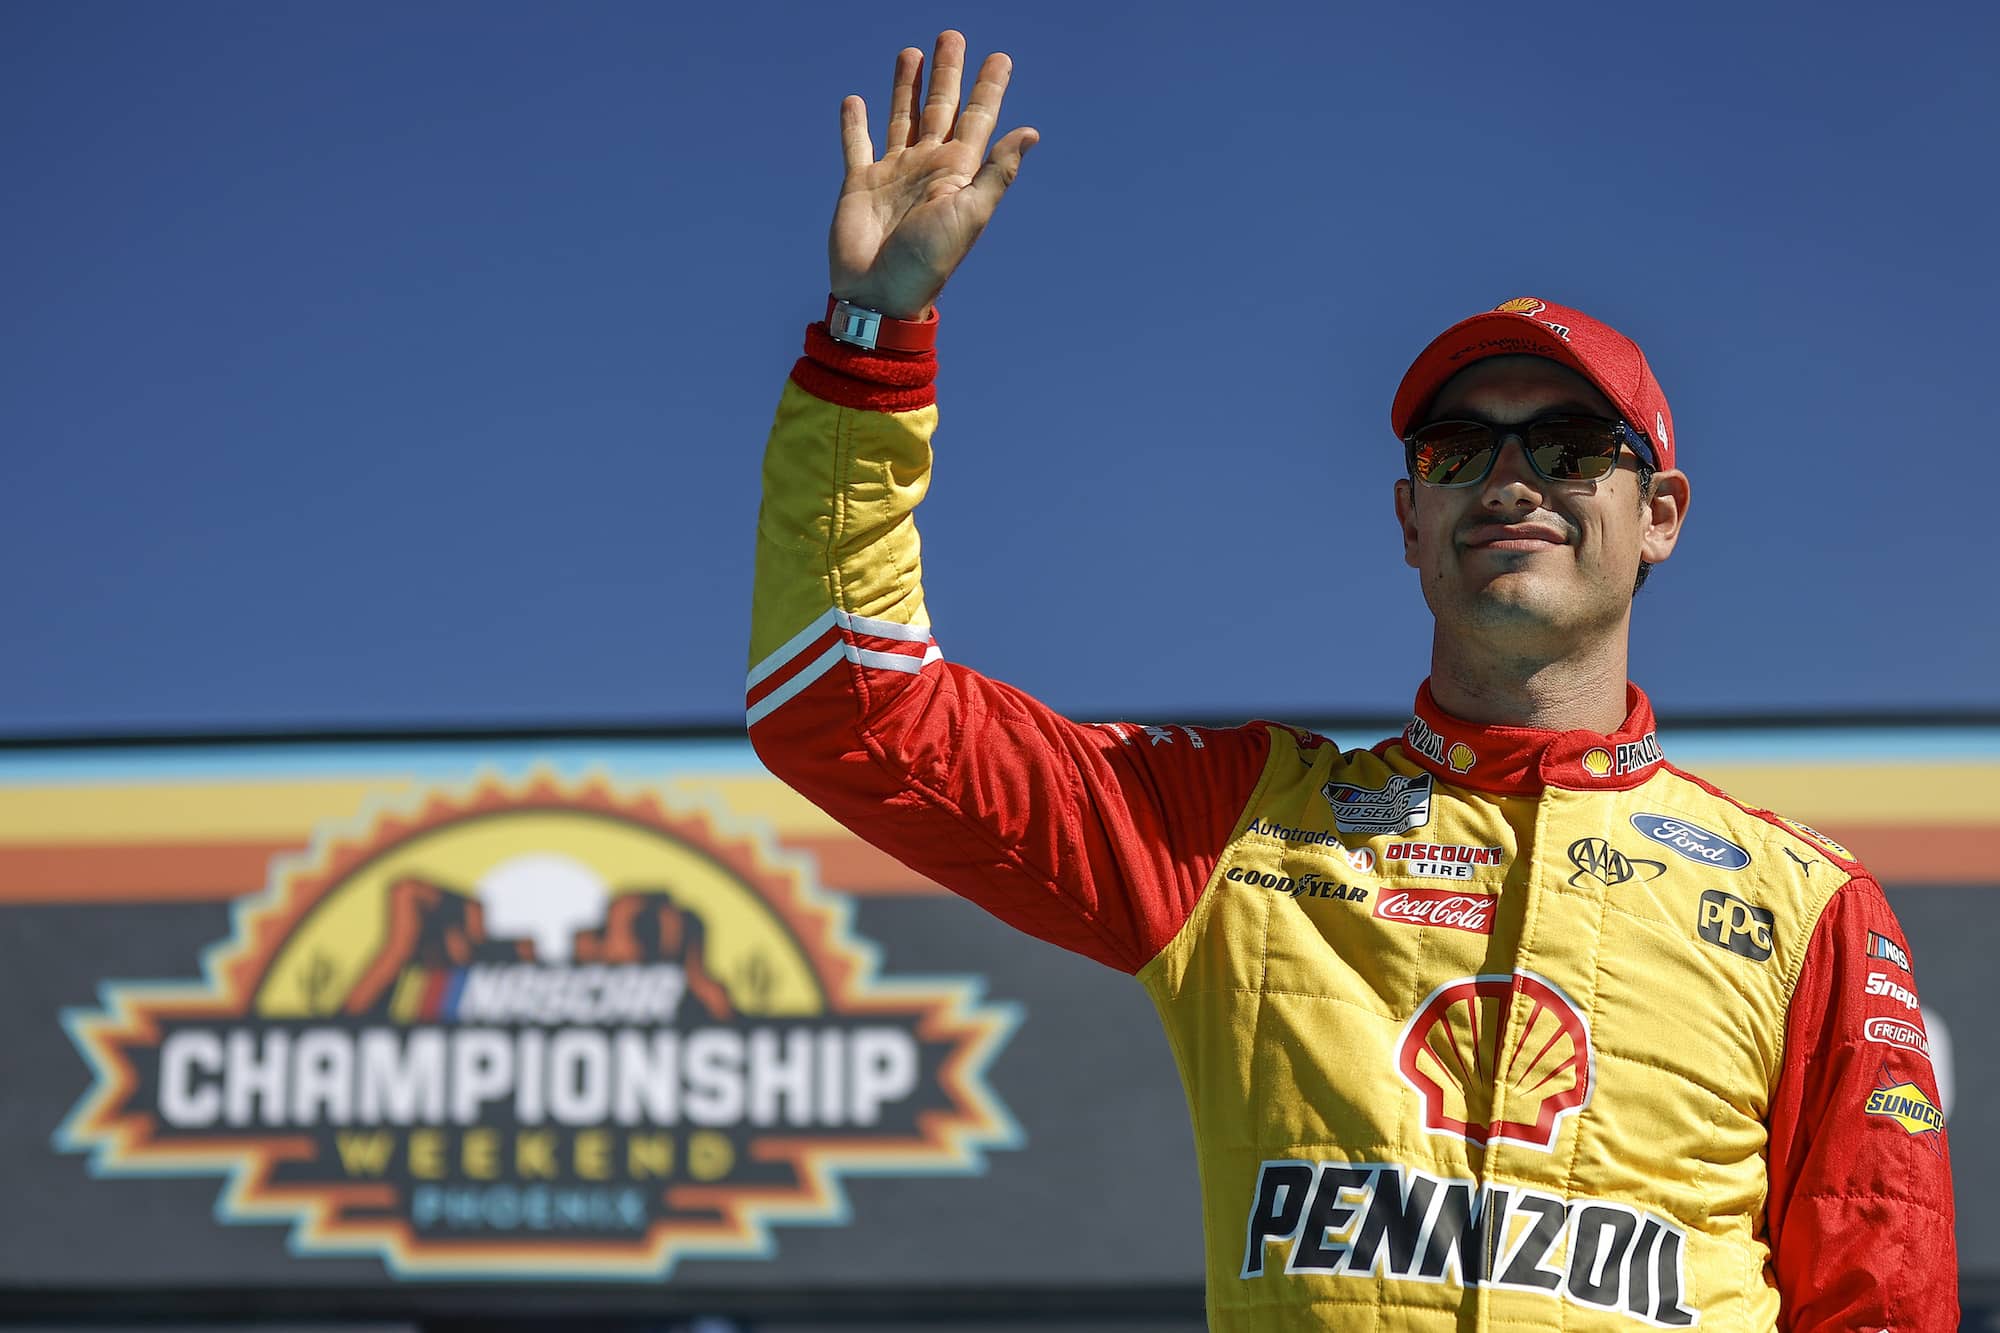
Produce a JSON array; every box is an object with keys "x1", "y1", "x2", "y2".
[
  {"x1": 1409, "y1": 424, "x2": 1496, "y2": 486},
  {"x1": 1524, "y1": 418, "x2": 1623, "y2": 481}
]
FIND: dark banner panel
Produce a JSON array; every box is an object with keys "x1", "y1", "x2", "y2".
[
  {"x1": 2, "y1": 738, "x2": 1202, "y2": 1300},
  {"x1": 0, "y1": 724, "x2": 1992, "y2": 1310}
]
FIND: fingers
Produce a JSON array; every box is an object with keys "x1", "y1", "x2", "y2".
[
  {"x1": 873, "y1": 34, "x2": 1018, "y2": 162},
  {"x1": 884, "y1": 46, "x2": 922, "y2": 152},
  {"x1": 916, "y1": 29, "x2": 965, "y2": 142},
  {"x1": 964, "y1": 125, "x2": 1039, "y2": 212},
  {"x1": 839, "y1": 96, "x2": 873, "y2": 173},
  {"x1": 951, "y1": 51, "x2": 1014, "y2": 160}
]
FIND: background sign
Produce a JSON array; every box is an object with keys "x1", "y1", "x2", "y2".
[{"x1": 1, "y1": 721, "x2": 1994, "y2": 1319}]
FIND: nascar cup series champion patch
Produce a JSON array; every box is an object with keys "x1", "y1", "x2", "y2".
[{"x1": 55, "y1": 773, "x2": 1020, "y2": 1279}]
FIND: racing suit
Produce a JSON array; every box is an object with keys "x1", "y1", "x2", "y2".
[{"x1": 746, "y1": 319, "x2": 1959, "y2": 1330}]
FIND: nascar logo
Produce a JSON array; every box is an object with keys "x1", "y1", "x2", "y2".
[
  {"x1": 1323, "y1": 772, "x2": 1433, "y2": 836},
  {"x1": 1867, "y1": 931, "x2": 1910, "y2": 972}
]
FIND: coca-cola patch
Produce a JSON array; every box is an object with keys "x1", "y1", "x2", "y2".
[{"x1": 1373, "y1": 888, "x2": 1497, "y2": 935}]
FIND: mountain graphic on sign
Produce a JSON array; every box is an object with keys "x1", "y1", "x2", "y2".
[{"x1": 342, "y1": 856, "x2": 735, "y2": 1022}]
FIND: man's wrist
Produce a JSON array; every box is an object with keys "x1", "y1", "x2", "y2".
[
  {"x1": 792, "y1": 296, "x2": 940, "y2": 413},
  {"x1": 824, "y1": 295, "x2": 938, "y2": 355}
]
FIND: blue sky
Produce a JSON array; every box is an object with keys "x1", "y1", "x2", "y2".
[{"x1": 4, "y1": 0, "x2": 1996, "y2": 734}]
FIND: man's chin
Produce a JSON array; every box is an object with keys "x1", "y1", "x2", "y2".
[{"x1": 1455, "y1": 576, "x2": 1566, "y2": 631}]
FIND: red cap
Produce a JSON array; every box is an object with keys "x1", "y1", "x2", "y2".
[{"x1": 1390, "y1": 297, "x2": 1677, "y2": 472}]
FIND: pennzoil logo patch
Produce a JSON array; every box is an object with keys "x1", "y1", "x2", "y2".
[{"x1": 56, "y1": 774, "x2": 1021, "y2": 1279}]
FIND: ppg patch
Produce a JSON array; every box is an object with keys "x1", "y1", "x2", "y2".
[
  {"x1": 1696, "y1": 890, "x2": 1774, "y2": 962},
  {"x1": 1322, "y1": 772, "x2": 1433, "y2": 835}
]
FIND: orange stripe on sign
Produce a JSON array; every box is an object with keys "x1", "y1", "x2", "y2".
[
  {"x1": 1821, "y1": 824, "x2": 1998, "y2": 886},
  {"x1": 0, "y1": 835, "x2": 948, "y2": 903},
  {"x1": 791, "y1": 836, "x2": 946, "y2": 896},
  {"x1": 4, "y1": 825, "x2": 1983, "y2": 905},
  {"x1": 0, "y1": 841, "x2": 291, "y2": 902}
]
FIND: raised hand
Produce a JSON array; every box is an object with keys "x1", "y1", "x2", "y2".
[{"x1": 830, "y1": 31, "x2": 1039, "y2": 320}]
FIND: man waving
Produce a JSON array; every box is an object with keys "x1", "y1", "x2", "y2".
[{"x1": 747, "y1": 31, "x2": 1957, "y2": 1330}]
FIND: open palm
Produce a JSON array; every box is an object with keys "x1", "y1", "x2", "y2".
[{"x1": 830, "y1": 31, "x2": 1038, "y2": 321}]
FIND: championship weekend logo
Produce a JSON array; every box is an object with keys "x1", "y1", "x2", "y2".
[{"x1": 56, "y1": 774, "x2": 1020, "y2": 1279}]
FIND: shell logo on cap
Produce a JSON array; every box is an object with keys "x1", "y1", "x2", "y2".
[
  {"x1": 1396, "y1": 972, "x2": 1592, "y2": 1151},
  {"x1": 1581, "y1": 748, "x2": 1614, "y2": 778},
  {"x1": 1494, "y1": 297, "x2": 1546, "y2": 316}
]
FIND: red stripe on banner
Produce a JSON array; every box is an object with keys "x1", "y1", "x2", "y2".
[
  {"x1": 0, "y1": 836, "x2": 952, "y2": 902},
  {"x1": 0, "y1": 842, "x2": 288, "y2": 902},
  {"x1": 6, "y1": 825, "x2": 1991, "y2": 905},
  {"x1": 793, "y1": 836, "x2": 945, "y2": 895}
]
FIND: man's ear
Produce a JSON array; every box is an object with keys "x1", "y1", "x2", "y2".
[
  {"x1": 1640, "y1": 469, "x2": 1691, "y2": 564},
  {"x1": 1394, "y1": 477, "x2": 1421, "y2": 569}
]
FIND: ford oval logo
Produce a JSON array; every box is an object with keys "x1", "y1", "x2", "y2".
[{"x1": 1628, "y1": 814, "x2": 1751, "y2": 870}]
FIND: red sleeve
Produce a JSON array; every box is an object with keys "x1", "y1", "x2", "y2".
[
  {"x1": 747, "y1": 316, "x2": 1274, "y2": 974},
  {"x1": 756, "y1": 659, "x2": 1270, "y2": 975},
  {"x1": 1766, "y1": 874, "x2": 1958, "y2": 1330}
]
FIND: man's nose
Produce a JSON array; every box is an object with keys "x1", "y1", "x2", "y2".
[{"x1": 1480, "y1": 437, "x2": 1543, "y2": 507}]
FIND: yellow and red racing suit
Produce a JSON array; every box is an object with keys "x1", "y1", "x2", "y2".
[{"x1": 746, "y1": 320, "x2": 1959, "y2": 1330}]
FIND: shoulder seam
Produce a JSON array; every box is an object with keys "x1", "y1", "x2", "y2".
[
  {"x1": 1659, "y1": 760, "x2": 1867, "y2": 873},
  {"x1": 1138, "y1": 721, "x2": 1289, "y2": 982},
  {"x1": 1655, "y1": 763, "x2": 1863, "y2": 1087}
]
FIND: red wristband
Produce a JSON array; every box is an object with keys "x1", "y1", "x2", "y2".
[{"x1": 824, "y1": 294, "x2": 938, "y2": 354}]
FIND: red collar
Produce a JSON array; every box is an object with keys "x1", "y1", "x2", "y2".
[{"x1": 1391, "y1": 681, "x2": 1665, "y2": 794}]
